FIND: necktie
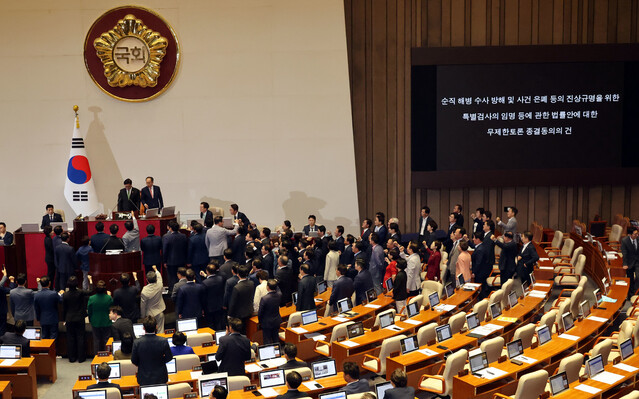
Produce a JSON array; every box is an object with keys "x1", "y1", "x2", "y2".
[
  {"x1": 127, "y1": 189, "x2": 130, "y2": 199},
  {"x1": 50, "y1": 215, "x2": 53, "y2": 221},
  {"x1": 151, "y1": 187, "x2": 154, "y2": 198}
]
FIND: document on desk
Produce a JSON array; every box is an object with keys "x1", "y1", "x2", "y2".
[
  {"x1": 314, "y1": 298, "x2": 323, "y2": 302},
  {"x1": 418, "y1": 348, "x2": 438, "y2": 357},
  {"x1": 495, "y1": 316, "x2": 518, "y2": 323},
  {"x1": 463, "y1": 283, "x2": 481, "y2": 288},
  {"x1": 539, "y1": 266, "x2": 553, "y2": 270},
  {"x1": 558, "y1": 333, "x2": 579, "y2": 341},
  {"x1": 591, "y1": 371, "x2": 625, "y2": 385},
  {"x1": 245, "y1": 363, "x2": 263, "y2": 373},
  {"x1": 586, "y1": 316, "x2": 608, "y2": 323},
  {"x1": 304, "y1": 333, "x2": 326, "y2": 341},
  {"x1": 539, "y1": 258, "x2": 550, "y2": 261},
  {"x1": 615, "y1": 280, "x2": 628, "y2": 286},
  {"x1": 474, "y1": 367, "x2": 507, "y2": 379},
  {"x1": 364, "y1": 304, "x2": 381, "y2": 309},
  {"x1": 0, "y1": 359, "x2": 17, "y2": 366},
  {"x1": 383, "y1": 325, "x2": 403, "y2": 332},
  {"x1": 332, "y1": 317, "x2": 349, "y2": 322},
  {"x1": 302, "y1": 381, "x2": 323, "y2": 390},
  {"x1": 291, "y1": 327, "x2": 308, "y2": 334},
  {"x1": 404, "y1": 319, "x2": 421, "y2": 325},
  {"x1": 190, "y1": 370, "x2": 203, "y2": 380},
  {"x1": 533, "y1": 282, "x2": 551, "y2": 287},
  {"x1": 574, "y1": 384, "x2": 601, "y2": 394},
  {"x1": 258, "y1": 388, "x2": 279, "y2": 398},
  {"x1": 613, "y1": 363, "x2": 639, "y2": 373},
  {"x1": 434, "y1": 304, "x2": 456, "y2": 312},
  {"x1": 469, "y1": 324, "x2": 503, "y2": 337},
  {"x1": 261, "y1": 358, "x2": 287, "y2": 368},
  {"x1": 528, "y1": 290, "x2": 547, "y2": 298},
  {"x1": 512, "y1": 355, "x2": 536, "y2": 364},
  {"x1": 601, "y1": 295, "x2": 618, "y2": 303},
  {"x1": 340, "y1": 340, "x2": 359, "y2": 347}
]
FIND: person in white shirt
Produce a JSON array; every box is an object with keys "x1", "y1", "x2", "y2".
[
  {"x1": 399, "y1": 242, "x2": 421, "y2": 296},
  {"x1": 252, "y1": 270, "x2": 269, "y2": 314}
]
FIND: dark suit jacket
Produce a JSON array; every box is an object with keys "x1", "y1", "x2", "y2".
[
  {"x1": 223, "y1": 275, "x2": 238, "y2": 309},
  {"x1": 275, "y1": 389, "x2": 309, "y2": 399},
  {"x1": 275, "y1": 266, "x2": 295, "y2": 306},
  {"x1": 231, "y1": 235, "x2": 247, "y2": 264},
  {"x1": 483, "y1": 231, "x2": 496, "y2": 267},
  {"x1": 219, "y1": 260, "x2": 237, "y2": 281},
  {"x1": 102, "y1": 236, "x2": 125, "y2": 253},
  {"x1": 90, "y1": 232, "x2": 109, "y2": 254},
  {"x1": 361, "y1": 229, "x2": 371, "y2": 248},
  {"x1": 87, "y1": 381, "x2": 122, "y2": 398},
  {"x1": 177, "y1": 282, "x2": 205, "y2": 319},
  {"x1": 1, "y1": 232, "x2": 13, "y2": 246},
  {"x1": 343, "y1": 379, "x2": 370, "y2": 395},
  {"x1": 334, "y1": 236, "x2": 345, "y2": 253},
  {"x1": 40, "y1": 213, "x2": 62, "y2": 229},
  {"x1": 216, "y1": 332, "x2": 251, "y2": 376},
  {"x1": 228, "y1": 279, "x2": 255, "y2": 319},
  {"x1": 329, "y1": 276, "x2": 354, "y2": 308},
  {"x1": 0, "y1": 277, "x2": 15, "y2": 318},
  {"x1": 353, "y1": 270, "x2": 374, "y2": 305},
  {"x1": 34, "y1": 288, "x2": 61, "y2": 325},
  {"x1": 140, "y1": 185, "x2": 163, "y2": 210},
  {"x1": 495, "y1": 240, "x2": 518, "y2": 274},
  {"x1": 111, "y1": 317, "x2": 134, "y2": 341},
  {"x1": 385, "y1": 386, "x2": 415, "y2": 399},
  {"x1": 258, "y1": 291, "x2": 282, "y2": 329},
  {"x1": 200, "y1": 210, "x2": 214, "y2": 227},
  {"x1": 113, "y1": 284, "x2": 140, "y2": 321},
  {"x1": 302, "y1": 225, "x2": 318, "y2": 236},
  {"x1": 0, "y1": 332, "x2": 30, "y2": 357},
  {"x1": 131, "y1": 333, "x2": 173, "y2": 385},
  {"x1": 202, "y1": 274, "x2": 226, "y2": 312},
  {"x1": 518, "y1": 243, "x2": 540, "y2": 270},
  {"x1": 263, "y1": 252, "x2": 275, "y2": 278},
  {"x1": 188, "y1": 233, "x2": 209, "y2": 266},
  {"x1": 62, "y1": 288, "x2": 92, "y2": 323},
  {"x1": 471, "y1": 242, "x2": 490, "y2": 281},
  {"x1": 340, "y1": 245, "x2": 354, "y2": 266},
  {"x1": 455, "y1": 213, "x2": 465, "y2": 228},
  {"x1": 296, "y1": 275, "x2": 316, "y2": 311},
  {"x1": 374, "y1": 225, "x2": 388, "y2": 244},
  {"x1": 140, "y1": 235, "x2": 162, "y2": 266},
  {"x1": 234, "y1": 212, "x2": 250, "y2": 229},
  {"x1": 622, "y1": 236, "x2": 639, "y2": 268},
  {"x1": 279, "y1": 359, "x2": 309, "y2": 370},
  {"x1": 54, "y1": 243, "x2": 76, "y2": 274},
  {"x1": 418, "y1": 216, "x2": 432, "y2": 237},
  {"x1": 117, "y1": 187, "x2": 141, "y2": 212},
  {"x1": 163, "y1": 232, "x2": 188, "y2": 266},
  {"x1": 44, "y1": 236, "x2": 54, "y2": 264}
]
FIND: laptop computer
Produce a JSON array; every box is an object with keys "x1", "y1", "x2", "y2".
[
  {"x1": 311, "y1": 359, "x2": 337, "y2": 379},
  {"x1": 586, "y1": 354, "x2": 604, "y2": 378},
  {"x1": 400, "y1": 335, "x2": 419, "y2": 354},
  {"x1": 406, "y1": 302, "x2": 420, "y2": 318},
  {"x1": 291, "y1": 292, "x2": 298, "y2": 306},
  {"x1": 165, "y1": 358, "x2": 177, "y2": 374},
  {"x1": 580, "y1": 300, "x2": 591, "y2": 318},
  {"x1": 133, "y1": 323, "x2": 145, "y2": 338},
  {"x1": 78, "y1": 390, "x2": 106, "y2": 399},
  {"x1": 21, "y1": 224, "x2": 39, "y2": 233},
  {"x1": 145, "y1": 208, "x2": 159, "y2": 218},
  {"x1": 24, "y1": 327, "x2": 41, "y2": 340},
  {"x1": 366, "y1": 288, "x2": 377, "y2": 303},
  {"x1": 111, "y1": 341, "x2": 121, "y2": 354},
  {"x1": 466, "y1": 312, "x2": 481, "y2": 337},
  {"x1": 385, "y1": 277, "x2": 393, "y2": 292},
  {"x1": 561, "y1": 312, "x2": 574, "y2": 332},
  {"x1": 549, "y1": 372, "x2": 569, "y2": 396},
  {"x1": 507, "y1": 291, "x2": 518, "y2": 308},
  {"x1": 92, "y1": 362, "x2": 121, "y2": 379},
  {"x1": 346, "y1": 322, "x2": 364, "y2": 339},
  {"x1": 214, "y1": 330, "x2": 227, "y2": 344},
  {"x1": 0, "y1": 345, "x2": 21, "y2": 359},
  {"x1": 301, "y1": 310, "x2": 318, "y2": 325},
  {"x1": 260, "y1": 369, "x2": 286, "y2": 388},
  {"x1": 201, "y1": 359, "x2": 220, "y2": 375},
  {"x1": 337, "y1": 298, "x2": 355, "y2": 316},
  {"x1": 457, "y1": 273, "x2": 465, "y2": 287},
  {"x1": 375, "y1": 381, "x2": 393, "y2": 399},
  {"x1": 529, "y1": 272, "x2": 536, "y2": 286},
  {"x1": 489, "y1": 302, "x2": 502, "y2": 319},
  {"x1": 469, "y1": 352, "x2": 489, "y2": 377},
  {"x1": 428, "y1": 292, "x2": 440, "y2": 308},
  {"x1": 257, "y1": 344, "x2": 282, "y2": 363},
  {"x1": 435, "y1": 324, "x2": 452, "y2": 343},
  {"x1": 140, "y1": 384, "x2": 169, "y2": 399},
  {"x1": 200, "y1": 374, "x2": 228, "y2": 396},
  {"x1": 445, "y1": 283, "x2": 454, "y2": 298},
  {"x1": 379, "y1": 311, "x2": 401, "y2": 331},
  {"x1": 620, "y1": 338, "x2": 634, "y2": 361},
  {"x1": 160, "y1": 206, "x2": 175, "y2": 217},
  {"x1": 318, "y1": 391, "x2": 347, "y2": 399},
  {"x1": 506, "y1": 339, "x2": 524, "y2": 360},
  {"x1": 317, "y1": 281, "x2": 328, "y2": 294},
  {"x1": 176, "y1": 318, "x2": 198, "y2": 334}
]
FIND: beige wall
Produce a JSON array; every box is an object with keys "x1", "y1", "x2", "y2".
[{"x1": 0, "y1": 0, "x2": 360, "y2": 234}]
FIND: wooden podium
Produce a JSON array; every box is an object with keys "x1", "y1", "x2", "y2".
[
  {"x1": 89, "y1": 252, "x2": 143, "y2": 290},
  {"x1": 72, "y1": 215, "x2": 176, "y2": 247}
]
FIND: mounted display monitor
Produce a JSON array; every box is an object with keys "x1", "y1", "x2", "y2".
[{"x1": 411, "y1": 44, "x2": 639, "y2": 187}]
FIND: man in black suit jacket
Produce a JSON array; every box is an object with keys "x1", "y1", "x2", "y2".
[
  {"x1": 40, "y1": 204, "x2": 63, "y2": 229},
  {"x1": 34, "y1": 276, "x2": 61, "y2": 339},
  {"x1": 353, "y1": 260, "x2": 374, "y2": 305},
  {"x1": 622, "y1": 228, "x2": 639, "y2": 296},
  {"x1": 229, "y1": 204, "x2": 250, "y2": 228},
  {"x1": 113, "y1": 272, "x2": 140, "y2": 322},
  {"x1": 385, "y1": 369, "x2": 415, "y2": 399},
  {"x1": 275, "y1": 256, "x2": 295, "y2": 306},
  {"x1": 0, "y1": 223, "x2": 13, "y2": 246},
  {"x1": 219, "y1": 249, "x2": 237, "y2": 280},
  {"x1": 0, "y1": 320, "x2": 30, "y2": 357},
  {"x1": 373, "y1": 213, "x2": 388, "y2": 244},
  {"x1": 333, "y1": 226, "x2": 346, "y2": 252},
  {"x1": 201, "y1": 262, "x2": 226, "y2": 330},
  {"x1": 471, "y1": 232, "x2": 490, "y2": 299},
  {"x1": 215, "y1": 318, "x2": 251, "y2": 376},
  {"x1": 228, "y1": 265, "x2": 255, "y2": 330},
  {"x1": 453, "y1": 204, "x2": 465, "y2": 228},
  {"x1": 54, "y1": 232, "x2": 76, "y2": 290},
  {"x1": 340, "y1": 235, "x2": 355, "y2": 266},
  {"x1": 279, "y1": 343, "x2": 308, "y2": 370},
  {"x1": 296, "y1": 265, "x2": 316, "y2": 311},
  {"x1": 516, "y1": 231, "x2": 540, "y2": 285},
  {"x1": 102, "y1": 225, "x2": 125, "y2": 253},
  {"x1": 199, "y1": 202, "x2": 214, "y2": 227},
  {"x1": 109, "y1": 306, "x2": 134, "y2": 341},
  {"x1": 418, "y1": 206, "x2": 433, "y2": 243},
  {"x1": 261, "y1": 245, "x2": 275, "y2": 278},
  {"x1": 302, "y1": 215, "x2": 318, "y2": 236},
  {"x1": 329, "y1": 265, "x2": 354, "y2": 312},
  {"x1": 88, "y1": 362, "x2": 123, "y2": 398},
  {"x1": 90, "y1": 222, "x2": 109, "y2": 253},
  {"x1": 131, "y1": 316, "x2": 173, "y2": 385},
  {"x1": 360, "y1": 219, "x2": 372, "y2": 254},
  {"x1": 494, "y1": 232, "x2": 517, "y2": 283},
  {"x1": 342, "y1": 362, "x2": 370, "y2": 394},
  {"x1": 258, "y1": 279, "x2": 282, "y2": 344},
  {"x1": 117, "y1": 179, "x2": 140, "y2": 212},
  {"x1": 482, "y1": 220, "x2": 496, "y2": 267},
  {"x1": 140, "y1": 225, "x2": 162, "y2": 274},
  {"x1": 275, "y1": 371, "x2": 307, "y2": 399},
  {"x1": 162, "y1": 221, "x2": 188, "y2": 290},
  {"x1": 177, "y1": 269, "x2": 205, "y2": 322},
  {"x1": 140, "y1": 176, "x2": 164, "y2": 210}
]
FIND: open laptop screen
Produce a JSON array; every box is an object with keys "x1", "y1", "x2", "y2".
[
  {"x1": 301, "y1": 310, "x2": 318, "y2": 326},
  {"x1": 139, "y1": 384, "x2": 169, "y2": 399},
  {"x1": 259, "y1": 369, "x2": 286, "y2": 388},
  {"x1": 375, "y1": 382, "x2": 393, "y2": 399},
  {"x1": 549, "y1": 372, "x2": 569, "y2": 396},
  {"x1": 435, "y1": 324, "x2": 452, "y2": 342}
]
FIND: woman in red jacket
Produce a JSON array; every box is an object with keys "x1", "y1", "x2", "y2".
[
  {"x1": 423, "y1": 240, "x2": 442, "y2": 281},
  {"x1": 384, "y1": 247, "x2": 400, "y2": 284}
]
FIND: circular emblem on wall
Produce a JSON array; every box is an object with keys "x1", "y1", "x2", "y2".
[{"x1": 84, "y1": 6, "x2": 180, "y2": 102}]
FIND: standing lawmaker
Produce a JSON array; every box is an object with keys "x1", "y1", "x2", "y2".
[
  {"x1": 131, "y1": 316, "x2": 173, "y2": 386},
  {"x1": 206, "y1": 216, "x2": 239, "y2": 263},
  {"x1": 140, "y1": 176, "x2": 163, "y2": 210},
  {"x1": 117, "y1": 179, "x2": 140, "y2": 212}
]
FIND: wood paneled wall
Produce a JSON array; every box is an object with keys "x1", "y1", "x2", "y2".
[{"x1": 344, "y1": 0, "x2": 639, "y2": 234}]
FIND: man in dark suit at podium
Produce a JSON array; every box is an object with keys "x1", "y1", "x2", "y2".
[
  {"x1": 40, "y1": 204, "x2": 63, "y2": 229},
  {"x1": 90, "y1": 222, "x2": 109, "y2": 253},
  {"x1": 0, "y1": 223, "x2": 13, "y2": 246},
  {"x1": 140, "y1": 176, "x2": 163, "y2": 210},
  {"x1": 140, "y1": 225, "x2": 162, "y2": 274},
  {"x1": 117, "y1": 178, "x2": 141, "y2": 212}
]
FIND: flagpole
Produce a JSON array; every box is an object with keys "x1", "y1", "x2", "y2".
[{"x1": 73, "y1": 105, "x2": 79, "y2": 127}]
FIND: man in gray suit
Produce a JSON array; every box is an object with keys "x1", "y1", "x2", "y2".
[
  {"x1": 205, "y1": 216, "x2": 239, "y2": 263},
  {"x1": 140, "y1": 266, "x2": 166, "y2": 333},
  {"x1": 385, "y1": 369, "x2": 415, "y2": 399},
  {"x1": 496, "y1": 207, "x2": 518, "y2": 241},
  {"x1": 446, "y1": 227, "x2": 465, "y2": 285},
  {"x1": 342, "y1": 362, "x2": 370, "y2": 394},
  {"x1": 122, "y1": 217, "x2": 140, "y2": 252},
  {"x1": 10, "y1": 274, "x2": 35, "y2": 326}
]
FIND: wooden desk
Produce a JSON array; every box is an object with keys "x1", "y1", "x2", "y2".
[
  {"x1": 452, "y1": 278, "x2": 629, "y2": 399},
  {"x1": 283, "y1": 294, "x2": 395, "y2": 361},
  {"x1": 385, "y1": 280, "x2": 552, "y2": 387},
  {"x1": 227, "y1": 373, "x2": 347, "y2": 399},
  {"x1": 30, "y1": 339, "x2": 56, "y2": 382},
  {"x1": 89, "y1": 252, "x2": 143, "y2": 292},
  {"x1": 0, "y1": 381, "x2": 10, "y2": 399},
  {"x1": 72, "y1": 216, "x2": 176, "y2": 248},
  {"x1": 0, "y1": 358, "x2": 37, "y2": 399},
  {"x1": 246, "y1": 288, "x2": 332, "y2": 344}
]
